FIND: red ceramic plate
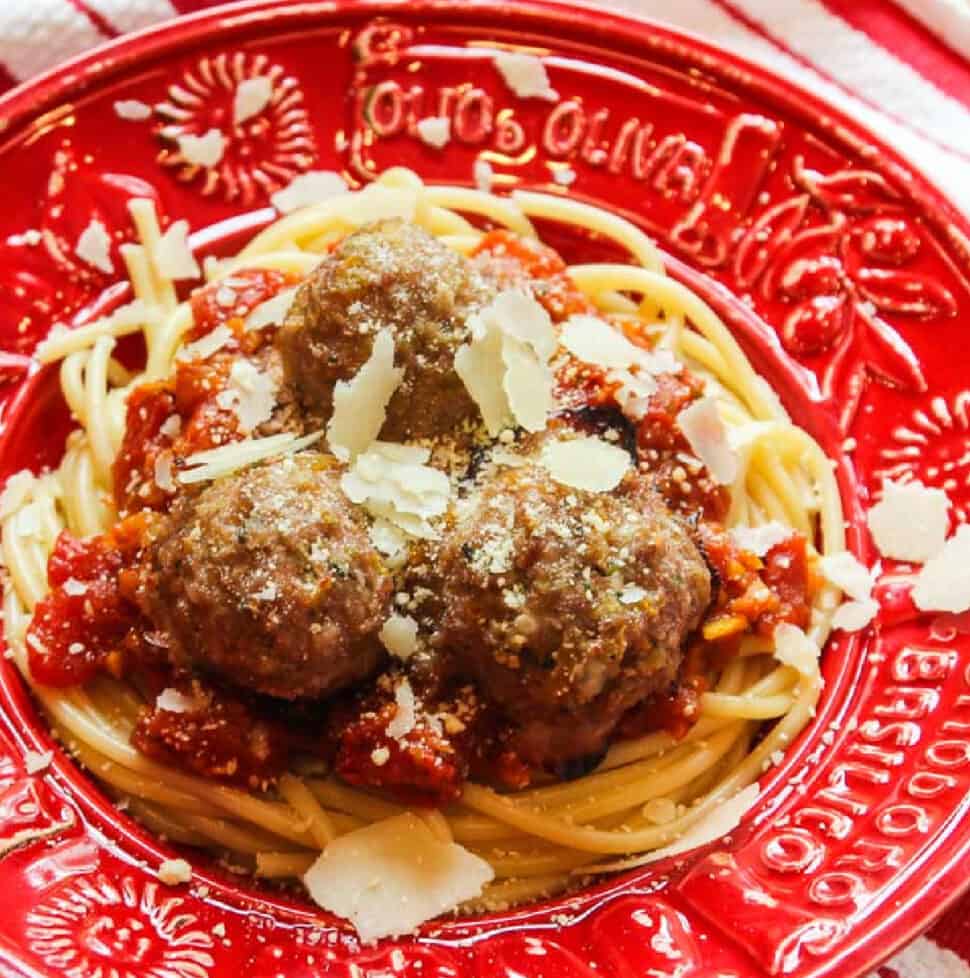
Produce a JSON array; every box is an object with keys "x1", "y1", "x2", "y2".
[{"x1": 1, "y1": 2, "x2": 969, "y2": 976}]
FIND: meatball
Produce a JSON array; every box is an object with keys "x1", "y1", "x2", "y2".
[
  {"x1": 136, "y1": 453, "x2": 392, "y2": 700},
  {"x1": 433, "y1": 463, "x2": 711, "y2": 767},
  {"x1": 276, "y1": 219, "x2": 493, "y2": 442}
]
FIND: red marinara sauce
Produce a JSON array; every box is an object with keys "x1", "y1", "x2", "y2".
[{"x1": 26, "y1": 515, "x2": 151, "y2": 687}]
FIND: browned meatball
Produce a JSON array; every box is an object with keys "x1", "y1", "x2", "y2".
[
  {"x1": 433, "y1": 463, "x2": 711, "y2": 767},
  {"x1": 276, "y1": 219, "x2": 493, "y2": 442},
  {"x1": 136, "y1": 453, "x2": 392, "y2": 700}
]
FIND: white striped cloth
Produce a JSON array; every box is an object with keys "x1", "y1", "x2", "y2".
[{"x1": 0, "y1": 1, "x2": 968, "y2": 976}]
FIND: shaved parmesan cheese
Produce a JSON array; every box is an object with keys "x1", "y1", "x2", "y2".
[
  {"x1": 416, "y1": 116, "x2": 451, "y2": 149},
  {"x1": 612, "y1": 368, "x2": 657, "y2": 421},
  {"x1": 160, "y1": 415, "x2": 182, "y2": 439},
  {"x1": 271, "y1": 170, "x2": 348, "y2": 213},
  {"x1": 327, "y1": 330, "x2": 404, "y2": 459},
  {"x1": 233, "y1": 76, "x2": 273, "y2": 125},
  {"x1": 0, "y1": 470, "x2": 36, "y2": 519},
  {"x1": 386, "y1": 678, "x2": 417, "y2": 739},
  {"x1": 24, "y1": 749, "x2": 53, "y2": 774},
  {"x1": 380, "y1": 615, "x2": 419, "y2": 660},
  {"x1": 560, "y1": 315, "x2": 648, "y2": 369},
  {"x1": 75, "y1": 219, "x2": 113, "y2": 274},
  {"x1": 245, "y1": 286, "x2": 298, "y2": 331},
  {"x1": 114, "y1": 99, "x2": 152, "y2": 121},
  {"x1": 474, "y1": 158, "x2": 494, "y2": 193},
  {"x1": 867, "y1": 479, "x2": 949, "y2": 563},
  {"x1": 619, "y1": 584, "x2": 647, "y2": 605},
  {"x1": 820, "y1": 552, "x2": 875, "y2": 602},
  {"x1": 179, "y1": 430, "x2": 323, "y2": 484},
  {"x1": 913, "y1": 524, "x2": 970, "y2": 613},
  {"x1": 502, "y1": 337, "x2": 553, "y2": 433},
  {"x1": 156, "y1": 688, "x2": 198, "y2": 713},
  {"x1": 541, "y1": 436, "x2": 631, "y2": 492},
  {"x1": 177, "y1": 129, "x2": 225, "y2": 168},
  {"x1": 369, "y1": 518, "x2": 409, "y2": 566},
  {"x1": 341, "y1": 443, "x2": 450, "y2": 539},
  {"x1": 456, "y1": 290, "x2": 557, "y2": 435},
  {"x1": 677, "y1": 397, "x2": 738, "y2": 485},
  {"x1": 731, "y1": 522, "x2": 793, "y2": 557},
  {"x1": 773, "y1": 623, "x2": 820, "y2": 677},
  {"x1": 62, "y1": 578, "x2": 86, "y2": 596},
  {"x1": 155, "y1": 219, "x2": 200, "y2": 280},
  {"x1": 157, "y1": 858, "x2": 192, "y2": 885},
  {"x1": 154, "y1": 451, "x2": 175, "y2": 492},
  {"x1": 303, "y1": 812, "x2": 494, "y2": 942},
  {"x1": 831, "y1": 598, "x2": 879, "y2": 632},
  {"x1": 217, "y1": 359, "x2": 277, "y2": 432},
  {"x1": 177, "y1": 324, "x2": 233, "y2": 362},
  {"x1": 493, "y1": 52, "x2": 558, "y2": 101}
]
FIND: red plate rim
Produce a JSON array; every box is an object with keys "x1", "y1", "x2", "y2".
[{"x1": 0, "y1": 3, "x2": 968, "y2": 977}]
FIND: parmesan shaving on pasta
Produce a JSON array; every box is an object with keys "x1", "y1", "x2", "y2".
[
  {"x1": 819, "y1": 552, "x2": 875, "y2": 601},
  {"x1": 867, "y1": 478, "x2": 949, "y2": 563},
  {"x1": 303, "y1": 812, "x2": 493, "y2": 942},
  {"x1": 540, "y1": 437, "x2": 631, "y2": 492},
  {"x1": 270, "y1": 171, "x2": 348, "y2": 213},
  {"x1": 327, "y1": 330, "x2": 403, "y2": 459},
  {"x1": 773, "y1": 623, "x2": 821, "y2": 677},
  {"x1": 678, "y1": 397, "x2": 738, "y2": 485},
  {"x1": 176, "y1": 324, "x2": 233, "y2": 362},
  {"x1": 731, "y1": 522, "x2": 792, "y2": 557},
  {"x1": 386, "y1": 677, "x2": 417, "y2": 739},
  {"x1": 178, "y1": 431, "x2": 323, "y2": 484},
  {"x1": 245, "y1": 287, "x2": 299, "y2": 331},
  {"x1": 216, "y1": 360, "x2": 277, "y2": 432},
  {"x1": 155, "y1": 688, "x2": 198, "y2": 714}
]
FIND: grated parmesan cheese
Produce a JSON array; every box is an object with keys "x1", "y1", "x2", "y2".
[
  {"x1": 157, "y1": 858, "x2": 192, "y2": 885},
  {"x1": 327, "y1": 330, "x2": 404, "y2": 459},
  {"x1": 216, "y1": 359, "x2": 277, "y2": 432},
  {"x1": 380, "y1": 614, "x2": 419, "y2": 661},
  {"x1": 156, "y1": 688, "x2": 198, "y2": 713},
  {"x1": 731, "y1": 522, "x2": 793, "y2": 557},
  {"x1": 540, "y1": 436, "x2": 630, "y2": 493},
  {"x1": 245, "y1": 286, "x2": 299, "y2": 332},
  {"x1": 271, "y1": 171, "x2": 348, "y2": 214},
  {"x1": 773, "y1": 623, "x2": 821, "y2": 677},
  {"x1": 386, "y1": 677, "x2": 417, "y2": 739},
  {"x1": 176, "y1": 324, "x2": 234, "y2": 362},
  {"x1": 155, "y1": 219, "x2": 201, "y2": 280},
  {"x1": 913, "y1": 524, "x2": 970, "y2": 613},
  {"x1": 179, "y1": 430, "x2": 323, "y2": 484},
  {"x1": 233, "y1": 76, "x2": 273, "y2": 125},
  {"x1": 493, "y1": 52, "x2": 559, "y2": 101},
  {"x1": 114, "y1": 99, "x2": 152, "y2": 121},
  {"x1": 177, "y1": 129, "x2": 225, "y2": 168},
  {"x1": 24, "y1": 749, "x2": 53, "y2": 774},
  {"x1": 416, "y1": 116, "x2": 451, "y2": 149},
  {"x1": 677, "y1": 397, "x2": 738, "y2": 485},
  {"x1": 867, "y1": 478, "x2": 949, "y2": 563},
  {"x1": 303, "y1": 812, "x2": 493, "y2": 943},
  {"x1": 75, "y1": 218, "x2": 114, "y2": 274}
]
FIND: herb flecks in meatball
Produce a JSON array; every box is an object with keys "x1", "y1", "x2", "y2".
[
  {"x1": 276, "y1": 219, "x2": 494, "y2": 442},
  {"x1": 135, "y1": 453, "x2": 392, "y2": 700},
  {"x1": 433, "y1": 464, "x2": 711, "y2": 767}
]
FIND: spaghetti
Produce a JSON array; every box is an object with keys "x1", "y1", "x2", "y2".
[{"x1": 1, "y1": 167, "x2": 843, "y2": 911}]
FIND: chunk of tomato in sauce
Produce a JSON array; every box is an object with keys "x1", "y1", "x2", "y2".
[
  {"x1": 26, "y1": 518, "x2": 148, "y2": 687},
  {"x1": 472, "y1": 230, "x2": 594, "y2": 321}
]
